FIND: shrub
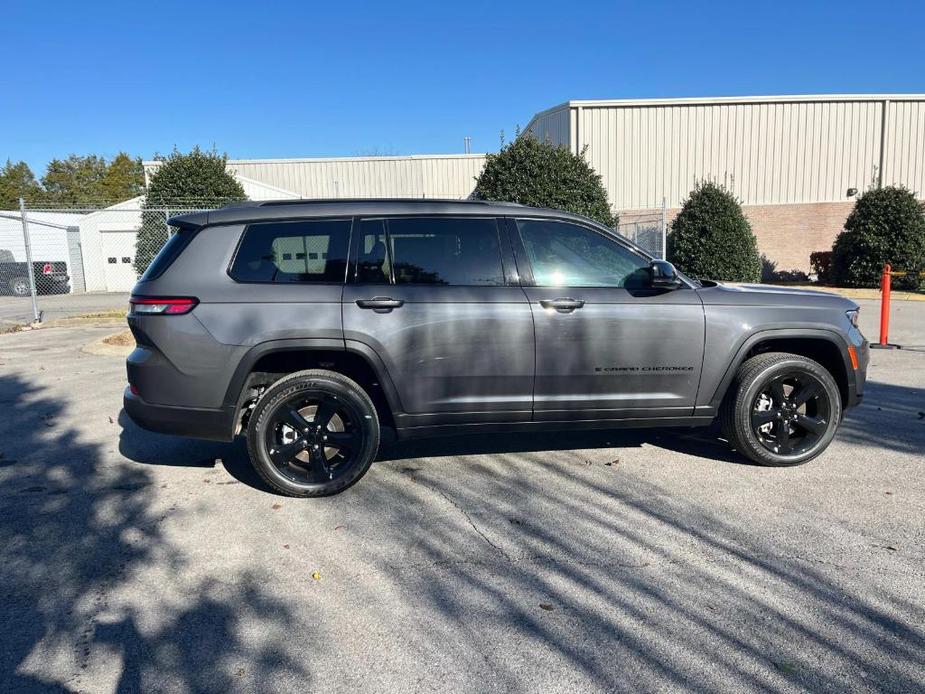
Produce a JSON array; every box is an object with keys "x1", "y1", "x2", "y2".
[
  {"x1": 810, "y1": 251, "x2": 833, "y2": 284},
  {"x1": 473, "y1": 134, "x2": 617, "y2": 227},
  {"x1": 667, "y1": 182, "x2": 761, "y2": 282},
  {"x1": 830, "y1": 186, "x2": 925, "y2": 289},
  {"x1": 134, "y1": 147, "x2": 246, "y2": 275}
]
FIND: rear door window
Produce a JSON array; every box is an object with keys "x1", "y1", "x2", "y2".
[
  {"x1": 230, "y1": 219, "x2": 351, "y2": 283},
  {"x1": 386, "y1": 217, "x2": 504, "y2": 286}
]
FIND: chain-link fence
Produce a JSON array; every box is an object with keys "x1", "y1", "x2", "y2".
[
  {"x1": 614, "y1": 200, "x2": 668, "y2": 260},
  {"x1": 0, "y1": 201, "x2": 210, "y2": 328}
]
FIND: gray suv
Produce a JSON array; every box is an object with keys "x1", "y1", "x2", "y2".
[{"x1": 124, "y1": 200, "x2": 869, "y2": 497}]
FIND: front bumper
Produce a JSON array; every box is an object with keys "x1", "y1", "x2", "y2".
[{"x1": 123, "y1": 387, "x2": 236, "y2": 441}]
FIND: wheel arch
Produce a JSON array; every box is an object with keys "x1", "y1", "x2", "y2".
[
  {"x1": 223, "y1": 339, "x2": 403, "y2": 434},
  {"x1": 707, "y1": 329, "x2": 853, "y2": 411}
]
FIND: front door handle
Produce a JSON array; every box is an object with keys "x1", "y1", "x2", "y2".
[
  {"x1": 540, "y1": 297, "x2": 585, "y2": 312},
  {"x1": 356, "y1": 297, "x2": 404, "y2": 311}
]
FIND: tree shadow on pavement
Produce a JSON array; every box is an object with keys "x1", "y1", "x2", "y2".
[
  {"x1": 101, "y1": 377, "x2": 925, "y2": 690},
  {"x1": 0, "y1": 374, "x2": 309, "y2": 692}
]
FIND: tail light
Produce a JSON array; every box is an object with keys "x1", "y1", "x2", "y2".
[
  {"x1": 129, "y1": 296, "x2": 198, "y2": 315},
  {"x1": 42, "y1": 263, "x2": 52, "y2": 274}
]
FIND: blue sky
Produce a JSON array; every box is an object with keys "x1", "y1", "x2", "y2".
[{"x1": 2, "y1": 0, "x2": 923, "y2": 174}]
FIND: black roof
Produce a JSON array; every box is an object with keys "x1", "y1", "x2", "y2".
[{"x1": 168, "y1": 198, "x2": 599, "y2": 230}]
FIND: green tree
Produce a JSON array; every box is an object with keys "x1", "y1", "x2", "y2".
[
  {"x1": 668, "y1": 181, "x2": 762, "y2": 282},
  {"x1": 100, "y1": 152, "x2": 145, "y2": 202},
  {"x1": 40, "y1": 154, "x2": 108, "y2": 204},
  {"x1": 0, "y1": 160, "x2": 43, "y2": 209},
  {"x1": 473, "y1": 134, "x2": 617, "y2": 227},
  {"x1": 134, "y1": 147, "x2": 247, "y2": 274},
  {"x1": 830, "y1": 186, "x2": 925, "y2": 289}
]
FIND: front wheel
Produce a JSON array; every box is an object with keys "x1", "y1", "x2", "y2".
[
  {"x1": 246, "y1": 369, "x2": 380, "y2": 497},
  {"x1": 720, "y1": 352, "x2": 842, "y2": 466}
]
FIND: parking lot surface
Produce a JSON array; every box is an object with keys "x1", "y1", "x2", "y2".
[
  {"x1": 0, "y1": 300, "x2": 923, "y2": 692},
  {"x1": 0, "y1": 292, "x2": 128, "y2": 328}
]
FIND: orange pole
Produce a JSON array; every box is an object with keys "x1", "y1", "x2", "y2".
[{"x1": 879, "y1": 263, "x2": 891, "y2": 346}]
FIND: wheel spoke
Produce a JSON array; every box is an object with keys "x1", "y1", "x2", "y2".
[
  {"x1": 769, "y1": 379, "x2": 786, "y2": 406},
  {"x1": 309, "y1": 445, "x2": 332, "y2": 477},
  {"x1": 776, "y1": 424, "x2": 792, "y2": 453},
  {"x1": 281, "y1": 405, "x2": 310, "y2": 432},
  {"x1": 313, "y1": 397, "x2": 338, "y2": 429},
  {"x1": 794, "y1": 413, "x2": 827, "y2": 435},
  {"x1": 269, "y1": 438, "x2": 305, "y2": 465},
  {"x1": 791, "y1": 381, "x2": 821, "y2": 408},
  {"x1": 325, "y1": 430, "x2": 360, "y2": 452},
  {"x1": 752, "y1": 409, "x2": 779, "y2": 427}
]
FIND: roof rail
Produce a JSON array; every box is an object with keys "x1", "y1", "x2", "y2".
[{"x1": 214, "y1": 198, "x2": 528, "y2": 208}]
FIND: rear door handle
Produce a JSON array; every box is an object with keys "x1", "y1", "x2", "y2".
[
  {"x1": 540, "y1": 297, "x2": 585, "y2": 311},
  {"x1": 356, "y1": 297, "x2": 404, "y2": 310}
]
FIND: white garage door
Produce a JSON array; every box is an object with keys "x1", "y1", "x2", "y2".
[{"x1": 101, "y1": 230, "x2": 138, "y2": 292}]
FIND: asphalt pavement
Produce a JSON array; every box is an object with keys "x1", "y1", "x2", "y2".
[{"x1": 0, "y1": 300, "x2": 922, "y2": 692}]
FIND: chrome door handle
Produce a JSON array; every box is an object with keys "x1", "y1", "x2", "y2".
[
  {"x1": 356, "y1": 297, "x2": 404, "y2": 310},
  {"x1": 540, "y1": 298, "x2": 585, "y2": 311}
]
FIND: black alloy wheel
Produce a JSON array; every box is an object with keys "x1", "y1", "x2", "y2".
[
  {"x1": 247, "y1": 370, "x2": 380, "y2": 497},
  {"x1": 264, "y1": 393, "x2": 362, "y2": 485},
  {"x1": 750, "y1": 371, "x2": 830, "y2": 456},
  {"x1": 720, "y1": 352, "x2": 842, "y2": 467}
]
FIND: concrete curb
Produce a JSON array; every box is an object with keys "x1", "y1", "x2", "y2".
[{"x1": 81, "y1": 332, "x2": 135, "y2": 358}]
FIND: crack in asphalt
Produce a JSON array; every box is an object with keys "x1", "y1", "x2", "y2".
[{"x1": 409, "y1": 475, "x2": 515, "y2": 563}]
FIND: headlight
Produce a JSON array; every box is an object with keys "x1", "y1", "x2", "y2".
[{"x1": 846, "y1": 308, "x2": 860, "y2": 328}]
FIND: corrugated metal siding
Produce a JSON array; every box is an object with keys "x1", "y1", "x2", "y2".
[
  {"x1": 226, "y1": 155, "x2": 486, "y2": 199},
  {"x1": 524, "y1": 106, "x2": 571, "y2": 148},
  {"x1": 884, "y1": 100, "x2": 925, "y2": 196},
  {"x1": 575, "y1": 98, "x2": 906, "y2": 209}
]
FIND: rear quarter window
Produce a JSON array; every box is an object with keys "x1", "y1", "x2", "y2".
[
  {"x1": 230, "y1": 219, "x2": 351, "y2": 283},
  {"x1": 140, "y1": 228, "x2": 196, "y2": 281}
]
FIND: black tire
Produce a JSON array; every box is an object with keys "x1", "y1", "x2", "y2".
[
  {"x1": 719, "y1": 352, "x2": 842, "y2": 467},
  {"x1": 9, "y1": 277, "x2": 30, "y2": 297},
  {"x1": 246, "y1": 369, "x2": 380, "y2": 497}
]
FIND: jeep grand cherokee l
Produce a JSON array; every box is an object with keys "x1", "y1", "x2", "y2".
[{"x1": 123, "y1": 200, "x2": 869, "y2": 497}]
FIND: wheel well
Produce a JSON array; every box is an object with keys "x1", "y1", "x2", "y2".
[
  {"x1": 744, "y1": 338, "x2": 849, "y2": 406},
  {"x1": 235, "y1": 349, "x2": 396, "y2": 432}
]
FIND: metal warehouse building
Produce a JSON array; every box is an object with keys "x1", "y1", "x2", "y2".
[{"x1": 525, "y1": 94, "x2": 925, "y2": 271}]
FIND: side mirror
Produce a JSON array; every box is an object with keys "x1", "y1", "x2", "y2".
[{"x1": 649, "y1": 260, "x2": 682, "y2": 289}]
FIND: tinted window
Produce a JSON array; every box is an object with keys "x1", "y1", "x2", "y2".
[
  {"x1": 516, "y1": 219, "x2": 649, "y2": 288},
  {"x1": 231, "y1": 219, "x2": 350, "y2": 283},
  {"x1": 387, "y1": 217, "x2": 503, "y2": 286},
  {"x1": 355, "y1": 219, "x2": 391, "y2": 284},
  {"x1": 140, "y1": 227, "x2": 196, "y2": 281}
]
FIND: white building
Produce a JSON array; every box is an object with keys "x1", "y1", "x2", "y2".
[{"x1": 525, "y1": 94, "x2": 925, "y2": 271}]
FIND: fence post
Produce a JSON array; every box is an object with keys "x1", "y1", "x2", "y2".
[
  {"x1": 18, "y1": 198, "x2": 41, "y2": 323},
  {"x1": 660, "y1": 196, "x2": 667, "y2": 259}
]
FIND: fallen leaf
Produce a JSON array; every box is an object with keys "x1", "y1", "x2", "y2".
[
  {"x1": 272, "y1": 503, "x2": 282, "y2": 510},
  {"x1": 334, "y1": 525, "x2": 346, "y2": 531},
  {"x1": 203, "y1": 479, "x2": 211, "y2": 484},
  {"x1": 108, "y1": 416, "x2": 114, "y2": 424},
  {"x1": 311, "y1": 571, "x2": 321, "y2": 581},
  {"x1": 283, "y1": 544, "x2": 290, "y2": 549},
  {"x1": 539, "y1": 603, "x2": 554, "y2": 611},
  {"x1": 885, "y1": 491, "x2": 893, "y2": 495}
]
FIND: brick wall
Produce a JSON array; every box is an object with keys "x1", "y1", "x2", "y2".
[{"x1": 620, "y1": 202, "x2": 857, "y2": 274}]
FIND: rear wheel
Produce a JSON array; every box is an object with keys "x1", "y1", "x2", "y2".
[
  {"x1": 720, "y1": 352, "x2": 842, "y2": 466},
  {"x1": 9, "y1": 277, "x2": 30, "y2": 297},
  {"x1": 246, "y1": 369, "x2": 380, "y2": 497}
]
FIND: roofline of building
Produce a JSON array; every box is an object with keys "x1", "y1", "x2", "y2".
[
  {"x1": 142, "y1": 153, "x2": 487, "y2": 168},
  {"x1": 563, "y1": 93, "x2": 925, "y2": 109}
]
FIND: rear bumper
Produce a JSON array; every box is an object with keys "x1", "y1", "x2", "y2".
[{"x1": 123, "y1": 387, "x2": 236, "y2": 442}]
